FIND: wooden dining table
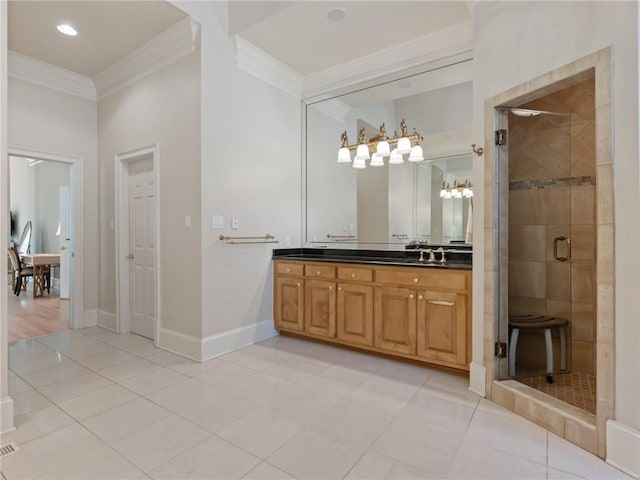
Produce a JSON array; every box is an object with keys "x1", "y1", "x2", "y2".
[{"x1": 21, "y1": 253, "x2": 60, "y2": 297}]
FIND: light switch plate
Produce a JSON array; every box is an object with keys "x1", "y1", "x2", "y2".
[
  {"x1": 185, "y1": 214, "x2": 191, "y2": 229},
  {"x1": 231, "y1": 216, "x2": 239, "y2": 230},
  {"x1": 284, "y1": 235, "x2": 291, "y2": 247},
  {"x1": 212, "y1": 215, "x2": 224, "y2": 229}
]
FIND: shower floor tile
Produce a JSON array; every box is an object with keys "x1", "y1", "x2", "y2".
[{"x1": 515, "y1": 371, "x2": 596, "y2": 414}]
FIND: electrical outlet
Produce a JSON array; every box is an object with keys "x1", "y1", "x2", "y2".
[
  {"x1": 231, "y1": 216, "x2": 239, "y2": 230},
  {"x1": 185, "y1": 214, "x2": 191, "y2": 229},
  {"x1": 284, "y1": 235, "x2": 291, "y2": 247}
]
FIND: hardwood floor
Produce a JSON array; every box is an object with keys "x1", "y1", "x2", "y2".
[{"x1": 8, "y1": 281, "x2": 69, "y2": 343}]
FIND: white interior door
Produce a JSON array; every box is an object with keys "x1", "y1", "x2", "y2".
[
  {"x1": 128, "y1": 158, "x2": 156, "y2": 339},
  {"x1": 59, "y1": 186, "x2": 70, "y2": 299}
]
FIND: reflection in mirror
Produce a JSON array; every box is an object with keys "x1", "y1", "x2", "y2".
[
  {"x1": 18, "y1": 220, "x2": 32, "y2": 256},
  {"x1": 305, "y1": 58, "x2": 473, "y2": 248},
  {"x1": 415, "y1": 154, "x2": 473, "y2": 244}
]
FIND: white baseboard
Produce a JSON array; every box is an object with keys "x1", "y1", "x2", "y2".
[
  {"x1": 607, "y1": 420, "x2": 640, "y2": 479},
  {"x1": 83, "y1": 310, "x2": 98, "y2": 328},
  {"x1": 158, "y1": 320, "x2": 279, "y2": 362},
  {"x1": 98, "y1": 310, "x2": 117, "y2": 332},
  {"x1": 1, "y1": 396, "x2": 15, "y2": 434},
  {"x1": 469, "y1": 361, "x2": 487, "y2": 397},
  {"x1": 201, "y1": 319, "x2": 278, "y2": 361},
  {"x1": 157, "y1": 328, "x2": 201, "y2": 361}
]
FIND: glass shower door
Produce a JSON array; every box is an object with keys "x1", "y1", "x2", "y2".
[{"x1": 499, "y1": 107, "x2": 575, "y2": 383}]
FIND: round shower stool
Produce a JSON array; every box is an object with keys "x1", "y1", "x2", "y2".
[{"x1": 508, "y1": 314, "x2": 569, "y2": 383}]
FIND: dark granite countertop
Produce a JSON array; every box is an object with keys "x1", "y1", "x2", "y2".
[{"x1": 272, "y1": 247, "x2": 472, "y2": 270}]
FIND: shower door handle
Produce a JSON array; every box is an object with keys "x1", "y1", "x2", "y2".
[{"x1": 553, "y1": 236, "x2": 571, "y2": 262}]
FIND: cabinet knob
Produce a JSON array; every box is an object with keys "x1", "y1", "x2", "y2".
[
  {"x1": 329, "y1": 286, "x2": 333, "y2": 291},
  {"x1": 316, "y1": 271, "x2": 321, "y2": 276},
  {"x1": 418, "y1": 295, "x2": 423, "y2": 300},
  {"x1": 409, "y1": 294, "x2": 414, "y2": 299},
  {"x1": 297, "y1": 282, "x2": 301, "y2": 287},
  {"x1": 286, "y1": 268, "x2": 291, "y2": 273},
  {"x1": 351, "y1": 273, "x2": 356, "y2": 278},
  {"x1": 413, "y1": 278, "x2": 419, "y2": 283},
  {"x1": 338, "y1": 286, "x2": 342, "y2": 291}
]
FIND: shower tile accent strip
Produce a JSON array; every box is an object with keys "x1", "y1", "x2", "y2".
[{"x1": 509, "y1": 175, "x2": 596, "y2": 190}]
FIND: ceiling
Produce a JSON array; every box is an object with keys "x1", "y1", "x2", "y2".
[
  {"x1": 8, "y1": 1, "x2": 188, "y2": 77},
  {"x1": 7, "y1": 1, "x2": 472, "y2": 79}
]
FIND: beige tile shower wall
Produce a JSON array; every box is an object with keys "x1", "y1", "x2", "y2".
[{"x1": 508, "y1": 79, "x2": 596, "y2": 375}]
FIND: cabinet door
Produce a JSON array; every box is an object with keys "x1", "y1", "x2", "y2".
[
  {"x1": 337, "y1": 283, "x2": 373, "y2": 346},
  {"x1": 304, "y1": 279, "x2": 336, "y2": 338},
  {"x1": 417, "y1": 290, "x2": 467, "y2": 365},
  {"x1": 374, "y1": 286, "x2": 416, "y2": 355},
  {"x1": 274, "y1": 276, "x2": 304, "y2": 332}
]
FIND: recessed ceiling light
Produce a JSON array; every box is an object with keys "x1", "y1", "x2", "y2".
[
  {"x1": 56, "y1": 24, "x2": 78, "y2": 36},
  {"x1": 327, "y1": 8, "x2": 346, "y2": 22}
]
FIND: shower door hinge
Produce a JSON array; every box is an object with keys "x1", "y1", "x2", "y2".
[
  {"x1": 495, "y1": 129, "x2": 507, "y2": 146},
  {"x1": 494, "y1": 341, "x2": 507, "y2": 358}
]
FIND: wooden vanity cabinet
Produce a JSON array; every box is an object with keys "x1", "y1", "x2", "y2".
[
  {"x1": 274, "y1": 275, "x2": 304, "y2": 332},
  {"x1": 273, "y1": 259, "x2": 471, "y2": 371},
  {"x1": 416, "y1": 290, "x2": 467, "y2": 365},
  {"x1": 374, "y1": 286, "x2": 417, "y2": 354},
  {"x1": 304, "y1": 279, "x2": 336, "y2": 338},
  {"x1": 337, "y1": 281, "x2": 374, "y2": 347}
]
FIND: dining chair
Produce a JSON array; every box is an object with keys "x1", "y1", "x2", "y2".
[{"x1": 7, "y1": 246, "x2": 34, "y2": 296}]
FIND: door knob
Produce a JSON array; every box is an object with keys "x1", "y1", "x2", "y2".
[
  {"x1": 127, "y1": 253, "x2": 134, "y2": 259},
  {"x1": 60, "y1": 246, "x2": 66, "y2": 250}
]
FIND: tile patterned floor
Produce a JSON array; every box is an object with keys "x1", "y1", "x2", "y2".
[
  {"x1": 1, "y1": 328, "x2": 630, "y2": 480},
  {"x1": 516, "y1": 371, "x2": 597, "y2": 414}
]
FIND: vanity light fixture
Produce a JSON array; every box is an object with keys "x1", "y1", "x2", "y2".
[
  {"x1": 337, "y1": 119, "x2": 424, "y2": 168},
  {"x1": 56, "y1": 24, "x2": 78, "y2": 36},
  {"x1": 440, "y1": 180, "x2": 473, "y2": 199}
]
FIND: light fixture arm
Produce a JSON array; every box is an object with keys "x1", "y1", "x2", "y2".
[{"x1": 342, "y1": 122, "x2": 423, "y2": 153}]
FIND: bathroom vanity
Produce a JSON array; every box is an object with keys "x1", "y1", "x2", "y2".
[{"x1": 273, "y1": 248, "x2": 472, "y2": 372}]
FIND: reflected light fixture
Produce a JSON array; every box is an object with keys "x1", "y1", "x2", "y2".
[
  {"x1": 57, "y1": 24, "x2": 78, "y2": 36},
  {"x1": 509, "y1": 108, "x2": 543, "y2": 117},
  {"x1": 440, "y1": 180, "x2": 473, "y2": 199},
  {"x1": 337, "y1": 119, "x2": 423, "y2": 168}
]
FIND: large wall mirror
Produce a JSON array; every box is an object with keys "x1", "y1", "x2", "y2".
[{"x1": 305, "y1": 57, "x2": 473, "y2": 249}]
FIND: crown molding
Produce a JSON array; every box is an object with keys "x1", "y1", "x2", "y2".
[
  {"x1": 310, "y1": 97, "x2": 351, "y2": 123},
  {"x1": 8, "y1": 51, "x2": 96, "y2": 101},
  {"x1": 95, "y1": 17, "x2": 199, "y2": 101},
  {"x1": 234, "y1": 36, "x2": 303, "y2": 99},
  {"x1": 301, "y1": 21, "x2": 474, "y2": 99}
]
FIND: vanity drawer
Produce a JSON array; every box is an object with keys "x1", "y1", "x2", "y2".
[
  {"x1": 375, "y1": 267, "x2": 468, "y2": 291},
  {"x1": 275, "y1": 262, "x2": 304, "y2": 276},
  {"x1": 337, "y1": 266, "x2": 374, "y2": 283},
  {"x1": 305, "y1": 264, "x2": 336, "y2": 279}
]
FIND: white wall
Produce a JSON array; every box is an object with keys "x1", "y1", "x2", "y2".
[
  {"x1": 9, "y1": 158, "x2": 69, "y2": 263},
  {"x1": 35, "y1": 162, "x2": 69, "y2": 257},
  {"x1": 7, "y1": 76, "x2": 98, "y2": 313},
  {"x1": 9, "y1": 156, "x2": 36, "y2": 247},
  {"x1": 472, "y1": 0, "x2": 639, "y2": 436},
  {"x1": 0, "y1": 0, "x2": 12, "y2": 434},
  {"x1": 168, "y1": 2, "x2": 301, "y2": 350},
  {"x1": 97, "y1": 48, "x2": 201, "y2": 339},
  {"x1": 306, "y1": 106, "x2": 356, "y2": 241}
]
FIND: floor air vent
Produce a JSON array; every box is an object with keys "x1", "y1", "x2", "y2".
[{"x1": 0, "y1": 441, "x2": 20, "y2": 458}]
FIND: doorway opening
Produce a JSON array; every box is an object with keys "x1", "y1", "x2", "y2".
[
  {"x1": 7, "y1": 149, "x2": 83, "y2": 342},
  {"x1": 483, "y1": 48, "x2": 613, "y2": 458},
  {"x1": 498, "y1": 74, "x2": 597, "y2": 415},
  {"x1": 116, "y1": 145, "x2": 160, "y2": 341}
]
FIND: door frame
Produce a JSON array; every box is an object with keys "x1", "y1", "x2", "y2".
[
  {"x1": 8, "y1": 146, "x2": 84, "y2": 330},
  {"x1": 115, "y1": 144, "x2": 160, "y2": 342},
  {"x1": 482, "y1": 48, "x2": 613, "y2": 457}
]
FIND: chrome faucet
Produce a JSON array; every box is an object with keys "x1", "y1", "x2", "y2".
[
  {"x1": 437, "y1": 247, "x2": 447, "y2": 263},
  {"x1": 419, "y1": 249, "x2": 436, "y2": 262}
]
